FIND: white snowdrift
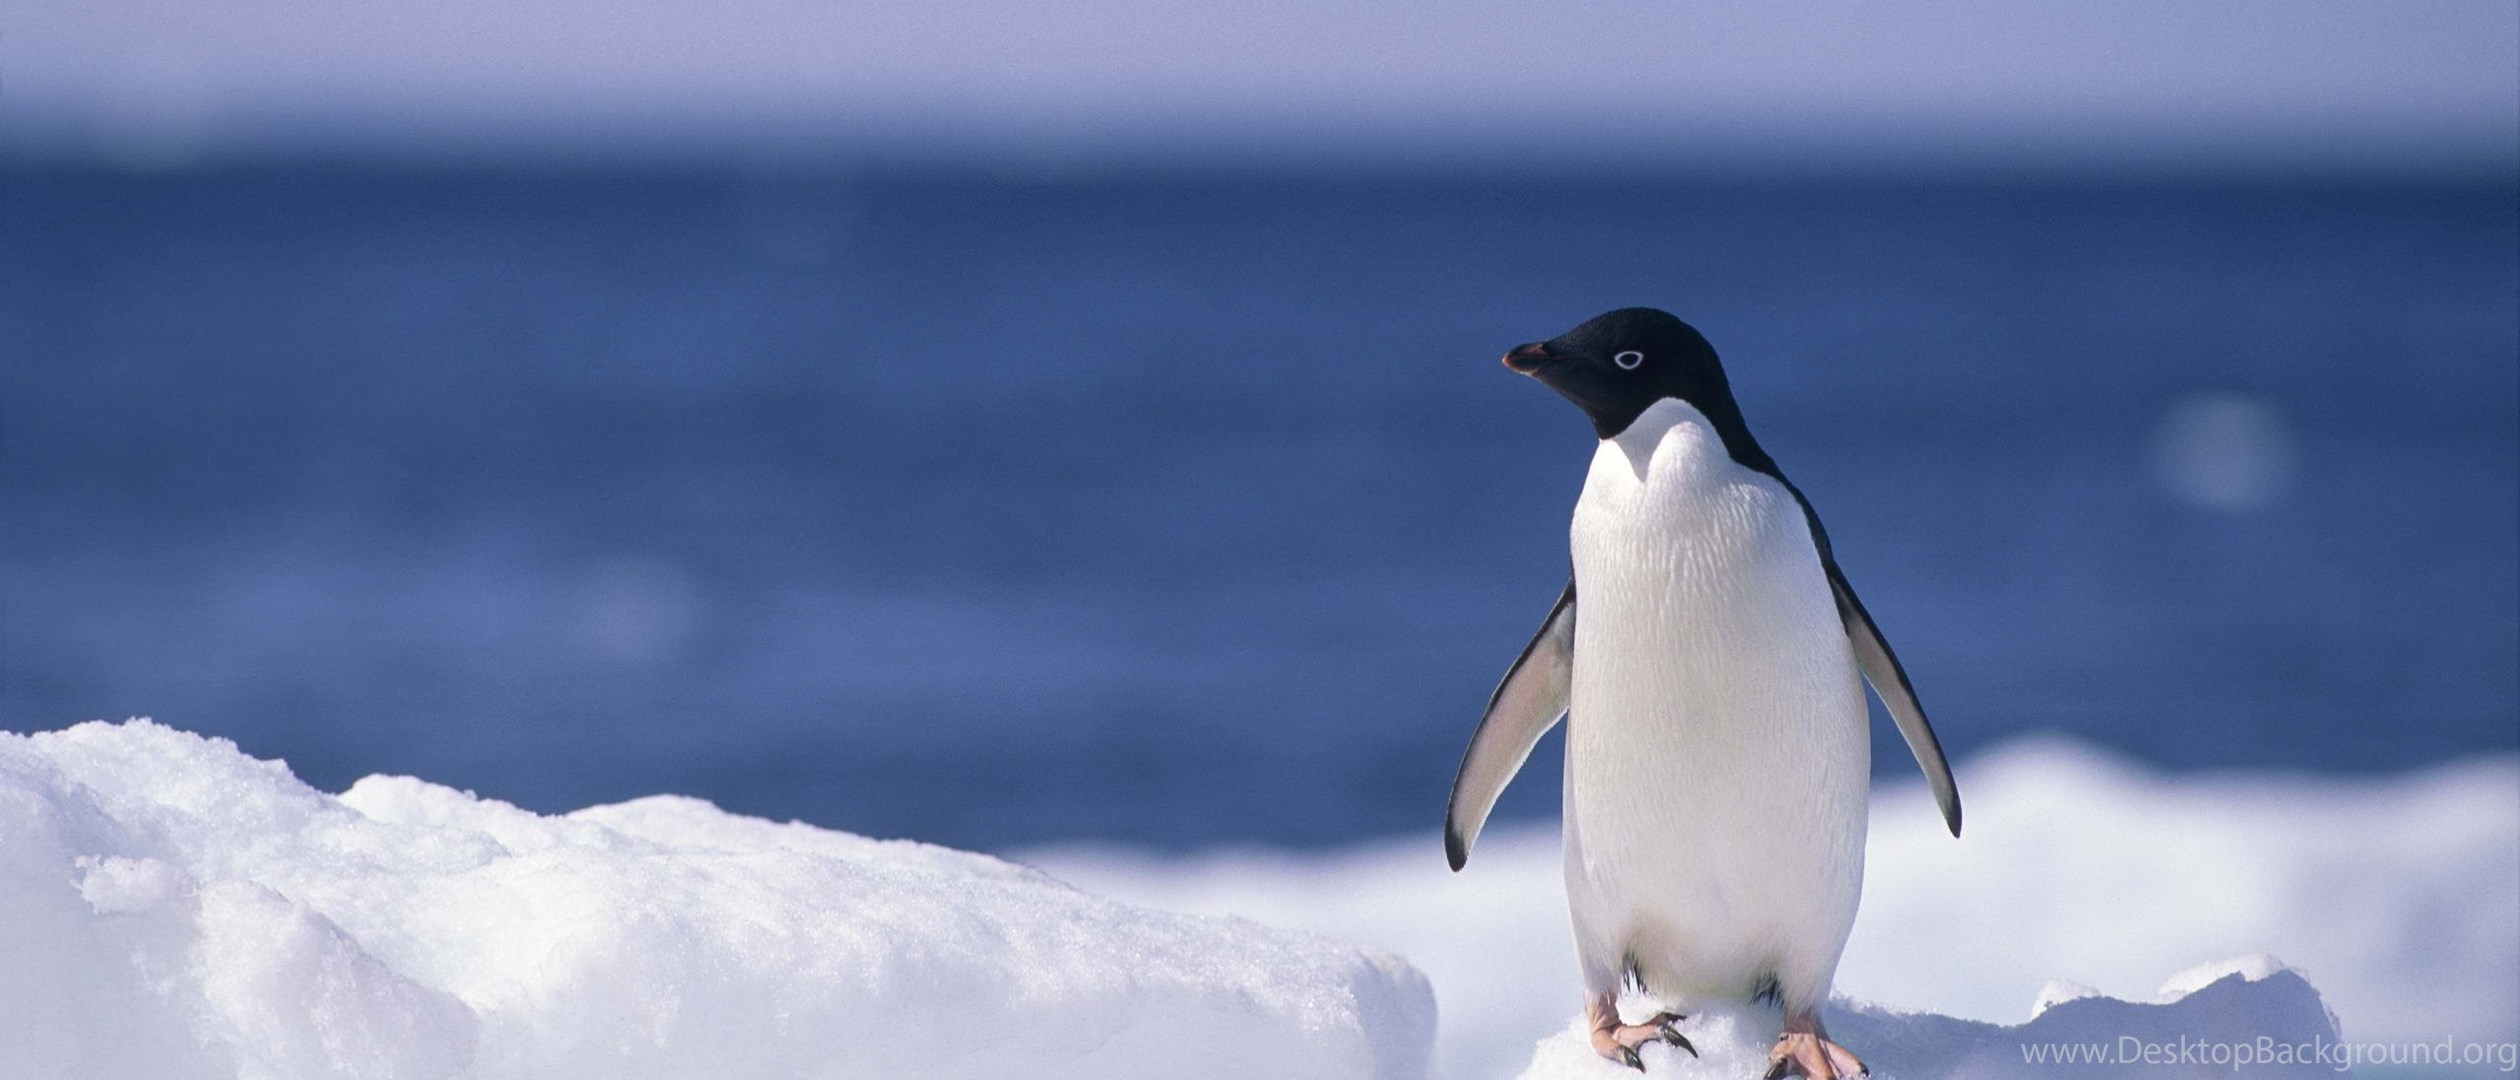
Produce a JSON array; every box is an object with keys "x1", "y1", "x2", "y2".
[
  {"x1": 1032, "y1": 738, "x2": 2520, "y2": 1079},
  {"x1": 7, "y1": 720, "x2": 2506, "y2": 1080},
  {"x1": 0, "y1": 720, "x2": 1434, "y2": 1080}
]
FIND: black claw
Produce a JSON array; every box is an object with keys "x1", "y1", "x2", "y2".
[
  {"x1": 1653, "y1": 1016, "x2": 1695, "y2": 1057},
  {"x1": 1763, "y1": 1059, "x2": 1790, "y2": 1080},
  {"x1": 1619, "y1": 1046, "x2": 1644, "y2": 1071}
]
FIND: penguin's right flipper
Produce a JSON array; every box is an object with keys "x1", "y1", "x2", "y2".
[
  {"x1": 1445, "y1": 579, "x2": 1576, "y2": 870},
  {"x1": 1827, "y1": 565, "x2": 1962, "y2": 837}
]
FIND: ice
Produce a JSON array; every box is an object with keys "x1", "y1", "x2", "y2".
[{"x1": 0, "y1": 720, "x2": 1434, "y2": 1080}]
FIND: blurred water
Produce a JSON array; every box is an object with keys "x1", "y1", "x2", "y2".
[{"x1": 3, "y1": 163, "x2": 2514, "y2": 849}]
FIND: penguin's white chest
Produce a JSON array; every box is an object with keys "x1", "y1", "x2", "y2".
[{"x1": 1561, "y1": 398, "x2": 1869, "y2": 1009}]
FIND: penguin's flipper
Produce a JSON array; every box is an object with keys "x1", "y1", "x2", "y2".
[
  {"x1": 1827, "y1": 565, "x2": 1962, "y2": 837},
  {"x1": 1445, "y1": 579, "x2": 1576, "y2": 870}
]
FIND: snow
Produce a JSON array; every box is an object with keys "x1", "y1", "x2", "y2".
[
  {"x1": 7, "y1": 720, "x2": 2509, "y2": 1080},
  {"x1": 1030, "y1": 738, "x2": 2520, "y2": 1079},
  {"x1": 1513, "y1": 961, "x2": 2345, "y2": 1079},
  {"x1": 0, "y1": 720, "x2": 1434, "y2": 1080}
]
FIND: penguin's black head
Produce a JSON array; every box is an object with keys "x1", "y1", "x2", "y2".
[{"x1": 1503, "y1": 307, "x2": 1744, "y2": 442}]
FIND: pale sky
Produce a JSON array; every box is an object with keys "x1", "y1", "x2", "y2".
[{"x1": 10, "y1": 0, "x2": 2517, "y2": 169}]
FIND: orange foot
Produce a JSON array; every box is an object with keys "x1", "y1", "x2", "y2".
[
  {"x1": 1587, "y1": 1011, "x2": 1694, "y2": 1071},
  {"x1": 1764, "y1": 1031, "x2": 1866, "y2": 1079}
]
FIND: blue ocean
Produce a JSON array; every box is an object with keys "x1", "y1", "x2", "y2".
[{"x1": 4, "y1": 163, "x2": 2514, "y2": 851}]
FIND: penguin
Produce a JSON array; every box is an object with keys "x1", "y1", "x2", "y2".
[{"x1": 1443, "y1": 308, "x2": 1962, "y2": 1078}]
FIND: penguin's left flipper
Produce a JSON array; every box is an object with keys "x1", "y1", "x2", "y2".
[
  {"x1": 1827, "y1": 561, "x2": 1962, "y2": 837},
  {"x1": 1444, "y1": 579, "x2": 1575, "y2": 870}
]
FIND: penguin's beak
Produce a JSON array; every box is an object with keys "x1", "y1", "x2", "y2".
[{"x1": 1502, "y1": 341, "x2": 1560, "y2": 374}]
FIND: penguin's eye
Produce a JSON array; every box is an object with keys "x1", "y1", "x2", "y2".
[{"x1": 1613, "y1": 350, "x2": 1644, "y2": 370}]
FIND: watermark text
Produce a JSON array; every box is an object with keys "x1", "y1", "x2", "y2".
[{"x1": 2019, "y1": 1034, "x2": 2518, "y2": 1072}]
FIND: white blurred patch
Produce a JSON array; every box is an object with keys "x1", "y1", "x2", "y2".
[
  {"x1": 2151, "y1": 392, "x2": 2296, "y2": 511},
  {"x1": 568, "y1": 556, "x2": 704, "y2": 663}
]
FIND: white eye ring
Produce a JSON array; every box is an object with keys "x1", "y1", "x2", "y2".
[{"x1": 1613, "y1": 350, "x2": 1645, "y2": 370}]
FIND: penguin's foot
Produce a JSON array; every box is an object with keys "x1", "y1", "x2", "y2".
[
  {"x1": 1763, "y1": 1032, "x2": 1866, "y2": 1079},
  {"x1": 1585, "y1": 1008, "x2": 1694, "y2": 1071}
]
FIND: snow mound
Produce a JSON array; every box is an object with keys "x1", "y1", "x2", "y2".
[
  {"x1": 0, "y1": 720, "x2": 1435, "y2": 1080},
  {"x1": 1517, "y1": 960, "x2": 2342, "y2": 1079},
  {"x1": 1030, "y1": 739, "x2": 2519, "y2": 1078}
]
